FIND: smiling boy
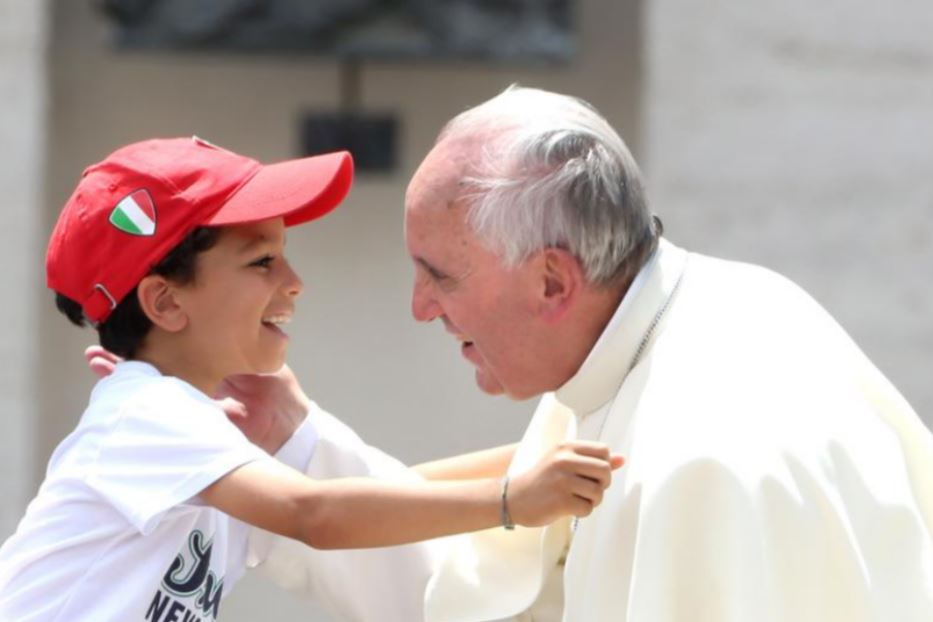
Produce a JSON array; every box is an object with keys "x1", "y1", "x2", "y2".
[{"x1": 0, "y1": 137, "x2": 621, "y2": 621}]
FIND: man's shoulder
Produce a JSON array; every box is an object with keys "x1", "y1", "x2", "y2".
[
  {"x1": 659, "y1": 249, "x2": 844, "y2": 362},
  {"x1": 683, "y1": 248, "x2": 810, "y2": 302}
]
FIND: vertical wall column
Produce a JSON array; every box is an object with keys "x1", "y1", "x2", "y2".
[
  {"x1": 643, "y1": 1, "x2": 933, "y2": 423},
  {"x1": 0, "y1": 0, "x2": 47, "y2": 537}
]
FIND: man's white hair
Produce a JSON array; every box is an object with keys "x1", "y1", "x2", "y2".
[{"x1": 438, "y1": 85, "x2": 658, "y2": 286}]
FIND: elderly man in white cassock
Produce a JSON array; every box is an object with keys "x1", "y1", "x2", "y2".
[
  {"x1": 230, "y1": 85, "x2": 933, "y2": 621},
  {"x1": 396, "y1": 86, "x2": 933, "y2": 622}
]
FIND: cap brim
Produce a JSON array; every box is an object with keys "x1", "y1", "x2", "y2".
[{"x1": 207, "y1": 150, "x2": 353, "y2": 227}]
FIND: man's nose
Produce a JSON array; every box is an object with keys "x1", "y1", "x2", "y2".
[{"x1": 411, "y1": 277, "x2": 440, "y2": 322}]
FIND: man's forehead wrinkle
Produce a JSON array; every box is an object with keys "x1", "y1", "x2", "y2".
[
  {"x1": 419, "y1": 171, "x2": 470, "y2": 213},
  {"x1": 409, "y1": 135, "x2": 489, "y2": 217},
  {"x1": 435, "y1": 132, "x2": 520, "y2": 212},
  {"x1": 436, "y1": 133, "x2": 489, "y2": 174}
]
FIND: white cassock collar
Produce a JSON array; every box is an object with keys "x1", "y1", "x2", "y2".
[
  {"x1": 555, "y1": 238, "x2": 689, "y2": 417},
  {"x1": 424, "y1": 239, "x2": 691, "y2": 622}
]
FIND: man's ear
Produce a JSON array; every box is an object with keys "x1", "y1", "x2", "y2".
[
  {"x1": 538, "y1": 247, "x2": 584, "y2": 322},
  {"x1": 136, "y1": 275, "x2": 188, "y2": 333}
]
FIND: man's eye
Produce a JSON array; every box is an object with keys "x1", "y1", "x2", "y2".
[
  {"x1": 422, "y1": 264, "x2": 450, "y2": 281},
  {"x1": 250, "y1": 255, "x2": 275, "y2": 269}
]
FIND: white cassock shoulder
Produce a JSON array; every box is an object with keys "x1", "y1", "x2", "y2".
[{"x1": 614, "y1": 256, "x2": 933, "y2": 622}]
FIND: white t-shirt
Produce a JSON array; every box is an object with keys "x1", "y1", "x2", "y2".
[{"x1": 0, "y1": 361, "x2": 271, "y2": 622}]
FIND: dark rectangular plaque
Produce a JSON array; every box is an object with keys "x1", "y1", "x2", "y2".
[{"x1": 98, "y1": 0, "x2": 575, "y2": 63}]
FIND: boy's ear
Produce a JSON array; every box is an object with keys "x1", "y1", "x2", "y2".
[
  {"x1": 136, "y1": 275, "x2": 188, "y2": 333},
  {"x1": 537, "y1": 247, "x2": 584, "y2": 322}
]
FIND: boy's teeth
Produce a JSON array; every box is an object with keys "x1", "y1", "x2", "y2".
[{"x1": 262, "y1": 315, "x2": 291, "y2": 325}]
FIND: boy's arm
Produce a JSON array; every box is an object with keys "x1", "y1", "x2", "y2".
[
  {"x1": 245, "y1": 405, "x2": 445, "y2": 622},
  {"x1": 201, "y1": 441, "x2": 622, "y2": 550},
  {"x1": 413, "y1": 443, "x2": 518, "y2": 480}
]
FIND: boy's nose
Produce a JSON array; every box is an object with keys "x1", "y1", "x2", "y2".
[{"x1": 283, "y1": 261, "x2": 303, "y2": 298}]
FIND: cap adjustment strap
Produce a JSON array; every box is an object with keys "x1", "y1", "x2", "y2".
[
  {"x1": 83, "y1": 283, "x2": 118, "y2": 325},
  {"x1": 94, "y1": 284, "x2": 117, "y2": 310}
]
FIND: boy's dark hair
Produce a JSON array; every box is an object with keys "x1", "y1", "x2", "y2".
[{"x1": 55, "y1": 226, "x2": 222, "y2": 359}]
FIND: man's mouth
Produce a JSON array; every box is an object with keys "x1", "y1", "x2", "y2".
[
  {"x1": 459, "y1": 337, "x2": 476, "y2": 359},
  {"x1": 447, "y1": 326, "x2": 476, "y2": 359}
]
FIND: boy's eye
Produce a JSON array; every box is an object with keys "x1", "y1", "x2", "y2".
[{"x1": 249, "y1": 255, "x2": 275, "y2": 269}]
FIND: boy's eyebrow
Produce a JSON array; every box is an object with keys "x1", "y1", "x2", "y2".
[
  {"x1": 238, "y1": 232, "x2": 285, "y2": 254},
  {"x1": 238, "y1": 236, "x2": 269, "y2": 254}
]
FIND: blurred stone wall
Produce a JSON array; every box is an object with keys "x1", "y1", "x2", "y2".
[
  {"x1": 0, "y1": 0, "x2": 45, "y2": 537},
  {"x1": 645, "y1": 1, "x2": 933, "y2": 423}
]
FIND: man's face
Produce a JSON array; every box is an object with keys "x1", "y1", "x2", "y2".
[{"x1": 404, "y1": 147, "x2": 557, "y2": 400}]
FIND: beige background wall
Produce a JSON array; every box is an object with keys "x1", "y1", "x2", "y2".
[
  {"x1": 2, "y1": 1, "x2": 930, "y2": 621},
  {"x1": 0, "y1": 0, "x2": 45, "y2": 538},
  {"x1": 645, "y1": 0, "x2": 933, "y2": 421}
]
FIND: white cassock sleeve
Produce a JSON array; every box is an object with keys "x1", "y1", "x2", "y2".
[
  {"x1": 610, "y1": 259, "x2": 933, "y2": 622},
  {"x1": 246, "y1": 402, "x2": 448, "y2": 622}
]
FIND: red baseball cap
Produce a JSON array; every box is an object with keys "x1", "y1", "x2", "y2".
[{"x1": 47, "y1": 136, "x2": 353, "y2": 323}]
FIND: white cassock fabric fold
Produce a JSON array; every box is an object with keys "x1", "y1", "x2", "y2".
[
  {"x1": 426, "y1": 239, "x2": 933, "y2": 622},
  {"x1": 424, "y1": 394, "x2": 576, "y2": 622}
]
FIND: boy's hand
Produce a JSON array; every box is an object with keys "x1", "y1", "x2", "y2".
[
  {"x1": 85, "y1": 345, "x2": 120, "y2": 377},
  {"x1": 215, "y1": 368, "x2": 311, "y2": 455},
  {"x1": 506, "y1": 441, "x2": 624, "y2": 528},
  {"x1": 84, "y1": 345, "x2": 310, "y2": 454}
]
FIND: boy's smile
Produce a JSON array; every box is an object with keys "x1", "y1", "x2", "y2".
[{"x1": 162, "y1": 217, "x2": 303, "y2": 394}]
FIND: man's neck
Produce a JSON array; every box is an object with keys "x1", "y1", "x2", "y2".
[{"x1": 554, "y1": 280, "x2": 629, "y2": 390}]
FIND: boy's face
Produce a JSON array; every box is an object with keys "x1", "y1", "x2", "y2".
[{"x1": 174, "y1": 218, "x2": 302, "y2": 385}]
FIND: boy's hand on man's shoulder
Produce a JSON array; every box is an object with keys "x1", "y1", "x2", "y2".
[
  {"x1": 216, "y1": 366, "x2": 311, "y2": 454},
  {"x1": 85, "y1": 345, "x2": 120, "y2": 377},
  {"x1": 84, "y1": 346, "x2": 310, "y2": 454}
]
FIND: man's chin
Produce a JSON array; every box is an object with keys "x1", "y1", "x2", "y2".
[
  {"x1": 475, "y1": 370, "x2": 548, "y2": 402},
  {"x1": 474, "y1": 369, "x2": 506, "y2": 396}
]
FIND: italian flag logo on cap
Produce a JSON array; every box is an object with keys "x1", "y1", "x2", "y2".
[{"x1": 110, "y1": 189, "x2": 157, "y2": 236}]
